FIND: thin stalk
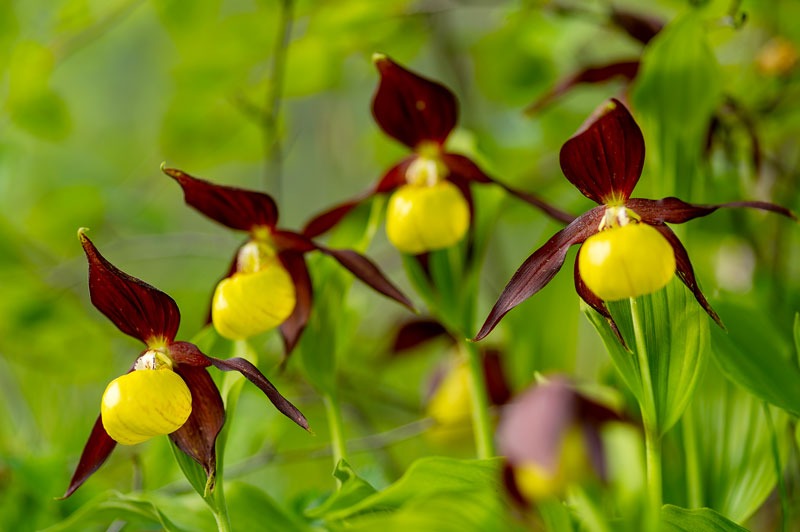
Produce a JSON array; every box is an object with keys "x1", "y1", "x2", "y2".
[
  {"x1": 323, "y1": 392, "x2": 348, "y2": 480},
  {"x1": 460, "y1": 339, "x2": 495, "y2": 459},
  {"x1": 629, "y1": 297, "x2": 662, "y2": 520},
  {"x1": 681, "y1": 407, "x2": 703, "y2": 508},
  {"x1": 210, "y1": 490, "x2": 232, "y2": 532},
  {"x1": 765, "y1": 403, "x2": 788, "y2": 532}
]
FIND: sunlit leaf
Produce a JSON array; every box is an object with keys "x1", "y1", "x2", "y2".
[
  {"x1": 681, "y1": 365, "x2": 787, "y2": 523},
  {"x1": 322, "y1": 456, "x2": 502, "y2": 521},
  {"x1": 305, "y1": 460, "x2": 377, "y2": 519},
  {"x1": 585, "y1": 278, "x2": 709, "y2": 435},
  {"x1": 632, "y1": 12, "x2": 722, "y2": 199},
  {"x1": 227, "y1": 481, "x2": 310, "y2": 532},
  {"x1": 43, "y1": 491, "x2": 184, "y2": 532},
  {"x1": 661, "y1": 505, "x2": 748, "y2": 532}
]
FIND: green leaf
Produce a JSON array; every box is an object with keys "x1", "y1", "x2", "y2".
[
  {"x1": 43, "y1": 491, "x2": 185, "y2": 532},
  {"x1": 793, "y1": 312, "x2": 800, "y2": 367},
  {"x1": 170, "y1": 439, "x2": 212, "y2": 500},
  {"x1": 710, "y1": 301, "x2": 800, "y2": 417},
  {"x1": 661, "y1": 505, "x2": 748, "y2": 532},
  {"x1": 321, "y1": 456, "x2": 502, "y2": 521},
  {"x1": 682, "y1": 365, "x2": 787, "y2": 523},
  {"x1": 632, "y1": 12, "x2": 722, "y2": 199},
  {"x1": 305, "y1": 460, "x2": 377, "y2": 519},
  {"x1": 226, "y1": 481, "x2": 311, "y2": 532},
  {"x1": 327, "y1": 488, "x2": 520, "y2": 532},
  {"x1": 585, "y1": 279, "x2": 709, "y2": 434}
]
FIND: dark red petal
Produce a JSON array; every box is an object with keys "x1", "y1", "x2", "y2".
[
  {"x1": 572, "y1": 254, "x2": 626, "y2": 347},
  {"x1": 277, "y1": 251, "x2": 312, "y2": 355},
  {"x1": 271, "y1": 230, "x2": 317, "y2": 254},
  {"x1": 169, "y1": 341, "x2": 213, "y2": 367},
  {"x1": 652, "y1": 223, "x2": 723, "y2": 327},
  {"x1": 208, "y1": 356, "x2": 309, "y2": 430},
  {"x1": 391, "y1": 318, "x2": 451, "y2": 354},
  {"x1": 474, "y1": 207, "x2": 604, "y2": 341},
  {"x1": 62, "y1": 416, "x2": 117, "y2": 498},
  {"x1": 483, "y1": 349, "x2": 512, "y2": 406},
  {"x1": 312, "y1": 243, "x2": 415, "y2": 311},
  {"x1": 372, "y1": 54, "x2": 457, "y2": 148},
  {"x1": 301, "y1": 158, "x2": 412, "y2": 238},
  {"x1": 559, "y1": 98, "x2": 645, "y2": 204},
  {"x1": 524, "y1": 60, "x2": 640, "y2": 115},
  {"x1": 79, "y1": 230, "x2": 181, "y2": 345},
  {"x1": 443, "y1": 153, "x2": 576, "y2": 224},
  {"x1": 609, "y1": 6, "x2": 664, "y2": 45},
  {"x1": 627, "y1": 196, "x2": 796, "y2": 224},
  {"x1": 170, "y1": 365, "x2": 224, "y2": 480},
  {"x1": 163, "y1": 167, "x2": 279, "y2": 231}
]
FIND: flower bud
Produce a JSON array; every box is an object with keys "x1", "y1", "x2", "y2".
[
  {"x1": 101, "y1": 368, "x2": 192, "y2": 445},
  {"x1": 385, "y1": 180, "x2": 470, "y2": 254},
  {"x1": 578, "y1": 222, "x2": 675, "y2": 301},
  {"x1": 212, "y1": 259, "x2": 296, "y2": 340}
]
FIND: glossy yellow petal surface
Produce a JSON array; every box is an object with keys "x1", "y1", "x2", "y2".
[
  {"x1": 101, "y1": 369, "x2": 192, "y2": 445},
  {"x1": 385, "y1": 181, "x2": 469, "y2": 254},
  {"x1": 578, "y1": 223, "x2": 676, "y2": 301},
  {"x1": 212, "y1": 262, "x2": 296, "y2": 340},
  {"x1": 514, "y1": 426, "x2": 590, "y2": 501}
]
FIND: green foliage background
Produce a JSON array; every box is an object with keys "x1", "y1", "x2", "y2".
[{"x1": 1, "y1": 0, "x2": 799, "y2": 530}]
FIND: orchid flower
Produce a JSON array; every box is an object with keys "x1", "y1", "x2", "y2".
[
  {"x1": 302, "y1": 54, "x2": 574, "y2": 255},
  {"x1": 64, "y1": 231, "x2": 308, "y2": 498},
  {"x1": 475, "y1": 98, "x2": 795, "y2": 343},
  {"x1": 498, "y1": 376, "x2": 621, "y2": 502},
  {"x1": 163, "y1": 167, "x2": 413, "y2": 354}
]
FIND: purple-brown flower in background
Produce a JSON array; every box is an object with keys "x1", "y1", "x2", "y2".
[
  {"x1": 475, "y1": 98, "x2": 795, "y2": 343},
  {"x1": 64, "y1": 230, "x2": 308, "y2": 498},
  {"x1": 163, "y1": 167, "x2": 413, "y2": 354},
  {"x1": 498, "y1": 376, "x2": 621, "y2": 502},
  {"x1": 302, "y1": 54, "x2": 574, "y2": 255}
]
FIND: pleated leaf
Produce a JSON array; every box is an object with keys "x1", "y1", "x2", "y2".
[
  {"x1": 710, "y1": 301, "x2": 800, "y2": 417},
  {"x1": 584, "y1": 278, "x2": 709, "y2": 434},
  {"x1": 682, "y1": 364, "x2": 787, "y2": 523},
  {"x1": 631, "y1": 13, "x2": 722, "y2": 199},
  {"x1": 661, "y1": 505, "x2": 748, "y2": 532}
]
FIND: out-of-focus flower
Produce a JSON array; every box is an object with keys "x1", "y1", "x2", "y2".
[
  {"x1": 64, "y1": 230, "x2": 308, "y2": 498},
  {"x1": 302, "y1": 54, "x2": 574, "y2": 255},
  {"x1": 389, "y1": 318, "x2": 510, "y2": 445},
  {"x1": 498, "y1": 376, "x2": 620, "y2": 503},
  {"x1": 163, "y1": 167, "x2": 413, "y2": 354},
  {"x1": 475, "y1": 98, "x2": 795, "y2": 343},
  {"x1": 757, "y1": 36, "x2": 798, "y2": 76}
]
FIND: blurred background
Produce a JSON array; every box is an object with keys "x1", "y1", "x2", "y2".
[{"x1": 1, "y1": 0, "x2": 799, "y2": 529}]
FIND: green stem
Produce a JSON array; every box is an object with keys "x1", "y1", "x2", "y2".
[
  {"x1": 323, "y1": 392, "x2": 348, "y2": 479},
  {"x1": 211, "y1": 485, "x2": 232, "y2": 532},
  {"x1": 629, "y1": 297, "x2": 662, "y2": 520},
  {"x1": 681, "y1": 407, "x2": 703, "y2": 508},
  {"x1": 461, "y1": 340, "x2": 495, "y2": 459},
  {"x1": 765, "y1": 403, "x2": 788, "y2": 532}
]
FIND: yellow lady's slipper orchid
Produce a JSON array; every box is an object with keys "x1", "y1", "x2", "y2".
[
  {"x1": 386, "y1": 180, "x2": 470, "y2": 254},
  {"x1": 101, "y1": 368, "x2": 192, "y2": 445},
  {"x1": 578, "y1": 221, "x2": 675, "y2": 301}
]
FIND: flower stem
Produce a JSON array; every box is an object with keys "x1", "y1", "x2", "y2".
[
  {"x1": 460, "y1": 339, "x2": 495, "y2": 459},
  {"x1": 323, "y1": 391, "x2": 348, "y2": 479},
  {"x1": 211, "y1": 487, "x2": 232, "y2": 532},
  {"x1": 629, "y1": 297, "x2": 662, "y2": 521}
]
